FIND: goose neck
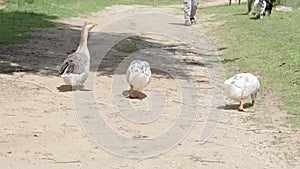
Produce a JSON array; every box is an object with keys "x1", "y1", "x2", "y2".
[{"x1": 77, "y1": 27, "x2": 89, "y2": 51}]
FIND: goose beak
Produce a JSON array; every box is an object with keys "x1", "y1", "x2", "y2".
[{"x1": 92, "y1": 22, "x2": 97, "y2": 26}]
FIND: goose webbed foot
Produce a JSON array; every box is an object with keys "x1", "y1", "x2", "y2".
[
  {"x1": 128, "y1": 95, "x2": 141, "y2": 99},
  {"x1": 238, "y1": 98, "x2": 247, "y2": 111},
  {"x1": 80, "y1": 83, "x2": 91, "y2": 91},
  {"x1": 238, "y1": 108, "x2": 248, "y2": 112},
  {"x1": 128, "y1": 92, "x2": 141, "y2": 99}
]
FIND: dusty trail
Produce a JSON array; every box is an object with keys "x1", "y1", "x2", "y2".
[{"x1": 0, "y1": 1, "x2": 299, "y2": 169}]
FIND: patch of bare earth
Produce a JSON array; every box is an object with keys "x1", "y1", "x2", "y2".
[{"x1": 0, "y1": 1, "x2": 299, "y2": 169}]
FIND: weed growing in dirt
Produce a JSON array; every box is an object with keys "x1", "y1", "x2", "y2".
[
  {"x1": 271, "y1": 136, "x2": 285, "y2": 145},
  {"x1": 119, "y1": 46, "x2": 139, "y2": 53}
]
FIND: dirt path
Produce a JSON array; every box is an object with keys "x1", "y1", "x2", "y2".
[{"x1": 0, "y1": 1, "x2": 299, "y2": 169}]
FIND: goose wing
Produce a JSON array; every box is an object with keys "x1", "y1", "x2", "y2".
[
  {"x1": 141, "y1": 61, "x2": 151, "y2": 85},
  {"x1": 244, "y1": 73, "x2": 260, "y2": 93},
  {"x1": 228, "y1": 73, "x2": 259, "y2": 97},
  {"x1": 231, "y1": 74, "x2": 246, "y2": 89},
  {"x1": 126, "y1": 60, "x2": 140, "y2": 83},
  {"x1": 126, "y1": 60, "x2": 151, "y2": 84},
  {"x1": 59, "y1": 52, "x2": 89, "y2": 75}
]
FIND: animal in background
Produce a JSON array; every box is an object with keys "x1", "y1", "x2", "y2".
[
  {"x1": 254, "y1": 0, "x2": 267, "y2": 19},
  {"x1": 247, "y1": 0, "x2": 255, "y2": 14},
  {"x1": 263, "y1": 0, "x2": 276, "y2": 16}
]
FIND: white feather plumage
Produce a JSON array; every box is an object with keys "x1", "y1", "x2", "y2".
[
  {"x1": 224, "y1": 73, "x2": 260, "y2": 110},
  {"x1": 126, "y1": 60, "x2": 151, "y2": 98}
]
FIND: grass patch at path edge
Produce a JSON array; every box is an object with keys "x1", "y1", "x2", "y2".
[{"x1": 198, "y1": 3, "x2": 300, "y2": 126}]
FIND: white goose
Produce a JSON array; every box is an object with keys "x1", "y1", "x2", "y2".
[
  {"x1": 59, "y1": 22, "x2": 97, "y2": 90},
  {"x1": 224, "y1": 73, "x2": 260, "y2": 111},
  {"x1": 126, "y1": 60, "x2": 151, "y2": 99}
]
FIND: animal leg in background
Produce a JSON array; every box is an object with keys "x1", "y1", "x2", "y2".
[
  {"x1": 254, "y1": 0, "x2": 266, "y2": 19},
  {"x1": 128, "y1": 84, "x2": 140, "y2": 99},
  {"x1": 129, "y1": 84, "x2": 134, "y2": 98},
  {"x1": 190, "y1": 0, "x2": 199, "y2": 24},
  {"x1": 248, "y1": 0, "x2": 254, "y2": 14},
  {"x1": 239, "y1": 98, "x2": 246, "y2": 111},
  {"x1": 264, "y1": 0, "x2": 275, "y2": 15},
  {"x1": 184, "y1": 0, "x2": 192, "y2": 25},
  {"x1": 184, "y1": 0, "x2": 199, "y2": 25}
]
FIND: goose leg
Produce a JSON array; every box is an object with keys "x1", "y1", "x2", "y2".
[
  {"x1": 251, "y1": 92, "x2": 257, "y2": 106},
  {"x1": 81, "y1": 82, "x2": 91, "y2": 91},
  {"x1": 128, "y1": 86, "x2": 142, "y2": 99},
  {"x1": 252, "y1": 100, "x2": 255, "y2": 106},
  {"x1": 238, "y1": 98, "x2": 246, "y2": 111},
  {"x1": 129, "y1": 85, "x2": 135, "y2": 98}
]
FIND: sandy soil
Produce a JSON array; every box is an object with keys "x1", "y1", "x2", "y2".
[{"x1": 0, "y1": 1, "x2": 299, "y2": 169}]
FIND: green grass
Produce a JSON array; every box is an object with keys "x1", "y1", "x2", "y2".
[
  {"x1": 3, "y1": 0, "x2": 181, "y2": 17},
  {"x1": 271, "y1": 136, "x2": 285, "y2": 145},
  {"x1": 119, "y1": 46, "x2": 139, "y2": 53},
  {"x1": 0, "y1": 11, "x2": 56, "y2": 44},
  {"x1": 199, "y1": 3, "x2": 300, "y2": 126},
  {"x1": 277, "y1": 0, "x2": 300, "y2": 8},
  {"x1": 0, "y1": 0, "x2": 181, "y2": 44},
  {"x1": 284, "y1": 152, "x2": 297, "y2": 166}
]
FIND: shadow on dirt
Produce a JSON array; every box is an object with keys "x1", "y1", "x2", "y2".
[
  {"x1": 0, "y1": 11, "x2": 81, "y2": 75},
  {"x1": 0, "y1": 11, "x2": 219, "y2": 91},
  {"x1": 96, "y1": 34, "x2": 212, "y2": 80},
  {"x1": 122, "y1": 90, "x2": 147, "y2": 100},
  {"x1": 0, "y1": 25, "x2": 212, "y2": 78},
  {"x1": 0, "y1": 10, "x2": 63, "y2": 74},
  {"x1": 217, "y1": 103, "x2": 253, "y2": 110}
]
